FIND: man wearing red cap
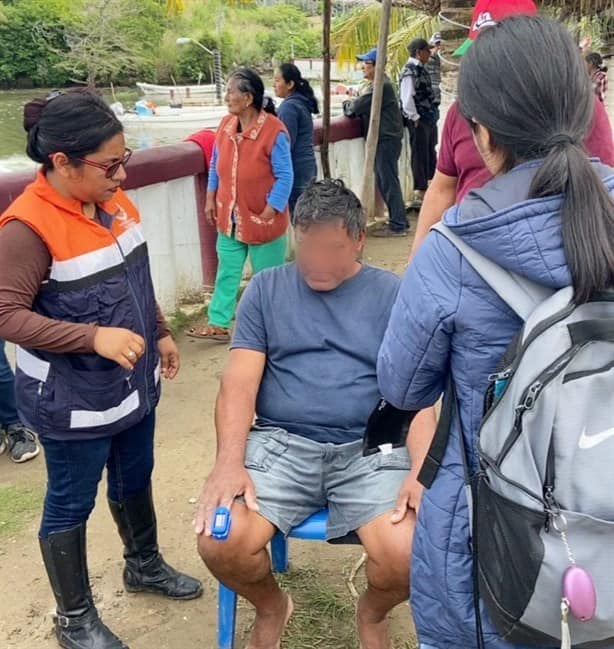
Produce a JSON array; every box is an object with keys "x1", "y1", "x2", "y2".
[{"x1": 410, "y1": 0, "x2": 614, "y2": 255}]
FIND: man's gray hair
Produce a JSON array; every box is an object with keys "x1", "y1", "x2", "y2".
[{"x1": 293, "y1": 179, "x2": 366, "y2": 239}]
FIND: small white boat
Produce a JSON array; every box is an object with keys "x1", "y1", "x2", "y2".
[
  {"x1": 117, "y1": 104, "x2": 229, "y2": 135},
  {"x1": 137, "y1": 82, "x2": 221, "y2": 105}
]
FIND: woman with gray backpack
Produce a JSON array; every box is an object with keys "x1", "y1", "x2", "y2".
[{"x1": 376, "y1": 15, "x2": 614, "y2": 649}]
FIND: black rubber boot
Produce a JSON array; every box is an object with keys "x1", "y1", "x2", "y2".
[
  {"x1": 39, "y1": 524, "x2": 129, "y2": 649},
  {"x1": 108, "y1": 486, "x2": 202, "y2": 601}
]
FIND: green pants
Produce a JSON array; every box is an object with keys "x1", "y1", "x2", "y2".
[{"x1": 208, "y1": 231, "x2": 287, "y2": 328}]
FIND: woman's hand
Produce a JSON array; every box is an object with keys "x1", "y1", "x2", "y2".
[
  {"x1": 93, "y1": 327, "x2": 145, "y2": 371},
  {"x1": 258, "y1": 204, "x2": 277, "y2": 222},
  {"x1": 158, "y1": 335, "x2": 180, "y2": 380},
  {"x1": 205, "y1": 191, "x2": 217, "y2": 225}
]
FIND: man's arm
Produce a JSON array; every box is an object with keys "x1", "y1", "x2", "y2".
[
  {"x1": 350, "y1": 91, "x2": 372, "y2": 118},
  {"x1": 195, "y1": 275, "x2": 269, "y2": 536},
  {"x1": 400, "y1": 75, "x2": 418, "y2": 123},
  {"x1": 391, "y1": 407, "x2": 437, "y2": 521},
  {"x1": 409, "y1": 170, "x2": 457, "y2": 258},
  {"x1": 214, "y1": 349, "x2": 265, "y2": 464},
  {"x1": 194, "y1": 349, "x2": 265, "y2": 536}
]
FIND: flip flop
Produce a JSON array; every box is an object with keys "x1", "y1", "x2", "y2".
[{"x1": 185, "y1": 325, "x2": 231, "y2": 342}]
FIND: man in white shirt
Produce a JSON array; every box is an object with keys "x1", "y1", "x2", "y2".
[{"x1": 399, "y1": 39, "x2": 437, "y2": 209}]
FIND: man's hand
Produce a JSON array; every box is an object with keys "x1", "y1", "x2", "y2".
[
  {"x1": 391, "y1": 469, "x2": 425, "y2": 523},
  {"x1": 193, "y1": 459, "x2": 259, "y2": 536},
  {"x1": 158, "y1": 335, "x2": 180, "y2": 380}
]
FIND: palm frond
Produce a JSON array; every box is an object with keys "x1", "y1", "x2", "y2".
[
  {"x1": 332, "y1": 4, "x2": 387, "y2": 65},
  {"x1": 387, "y1": 13, "x2": 440, "y2": 78},
  {"x1": 332, "y1": 4, "x2": 439, "y2": 79}
]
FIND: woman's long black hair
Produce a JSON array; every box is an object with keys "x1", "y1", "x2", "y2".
[
  {"x1": 458, "y1": 15, "x2": 614, "y2": 304},
  {"x1": 230, "y1": 67, "x2": 277, "y2": 116},
  {"x1": 23, "y1": 89, "x2": 123, "y2": 171},
  {"x1": 586, "y1": 52, "x2": 607, "y2": 73},
  {"x1": 278, "y1": 63, "x2": 319, "y2": 114}
]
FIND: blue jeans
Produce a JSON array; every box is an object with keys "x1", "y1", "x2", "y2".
[
  {"x1": 289, "y1": 159, "x2": 317, "y2": 219},
  {"x1": 39, "y1": 412, "x2": 156, "y2": 537},
  {"x1": 0, "y1": 339, "x2": 19, "y2": 428}
]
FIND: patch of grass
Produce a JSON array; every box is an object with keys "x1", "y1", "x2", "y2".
[
  {"x1": 167, "y1": 308, "x2": 204, "y2": 338},
  {"x1": 0, "y1": 484, "x2": 41, "y2": 538},
  {"x1": 277, "y1": 567, "x2": 359, "y2": 649},
  {"x1": 238, "y1": 564, "x2": 417, "y2": 649}
]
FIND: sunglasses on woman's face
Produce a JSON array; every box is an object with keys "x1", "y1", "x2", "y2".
[{"x1": 75, "y1": 149, "x2": 133, "y2": 178}]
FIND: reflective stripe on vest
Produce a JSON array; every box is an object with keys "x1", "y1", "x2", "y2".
[
  {"x1": 49, "y1": 225, "x2": 146, "y2": 285},
  {"x1": 16, "y1": 346, "x2": 50, "y2": 383},
  {"x1": 70, "y1": 390, "x2": 140, "y2": 429}
]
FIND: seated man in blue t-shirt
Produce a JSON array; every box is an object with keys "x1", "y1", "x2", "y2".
[{"x1": 195, "y1": 179, "x2": 435, "y2": 649}]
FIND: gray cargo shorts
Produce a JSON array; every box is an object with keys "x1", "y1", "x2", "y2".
[{"x1": 243, "y1": 425, "x2": 411, "y2": 540}]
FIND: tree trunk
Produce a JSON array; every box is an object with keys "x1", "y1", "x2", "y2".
[
  {"x1": 321, "y1": 0, "x2": 332, "y2": 178},
  {"x1": 359, "y1": 0, "x2": 393, "y2": 219}
]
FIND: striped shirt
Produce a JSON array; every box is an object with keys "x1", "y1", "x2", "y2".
[{"x1": 592, "y1": 69, "x2": 608, "y2": 103}]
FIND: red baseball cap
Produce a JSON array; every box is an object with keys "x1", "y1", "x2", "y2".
[{"x1": 453, "y1": 0, "x2": 537, "y2": 56}]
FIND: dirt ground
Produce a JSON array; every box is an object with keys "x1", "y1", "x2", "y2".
[{"x1": 0, "y1": 230, "x2": 416, "y2": 649}]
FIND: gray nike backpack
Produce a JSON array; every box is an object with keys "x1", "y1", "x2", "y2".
[{"x1": 419, "y1": 224, "x2": 614, "y2": 649}]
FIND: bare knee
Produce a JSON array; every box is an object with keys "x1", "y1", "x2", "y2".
[
  {"x1": 198, "y1": 527, "x2": 265, "y2": 572},
  {"x1": 197, "y1": 506, "x2": 275, "y2": 579},
  {"x1": 365, "y1": 548, "x2": 410, "y2": 596},
  {"x1": 359, "y1": 516, "x2": 413, "y2": 595}
]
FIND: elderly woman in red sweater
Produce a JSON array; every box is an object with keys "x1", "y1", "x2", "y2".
[{"x1": 187, "y1": 68, "x2": 293, "y2": 342}]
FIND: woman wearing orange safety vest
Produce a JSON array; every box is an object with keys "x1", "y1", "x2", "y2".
[{"x1": 0, "y1": 90, "x2": 202, "y2": 649}]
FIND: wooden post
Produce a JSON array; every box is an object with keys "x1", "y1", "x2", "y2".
[
  {"x1": 321, "y1": 0, "x2": 332, "y2": 179},
  {"x1": 359, "y1": 0, "x2": 393, "y2": 219}
]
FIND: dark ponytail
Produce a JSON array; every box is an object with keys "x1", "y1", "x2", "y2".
[
  {"x1": 278, "y1": 63, "x2": 319, "y2": 114},
  {"x1": 586, "y1": 52, "x2": 607, "y2": 73},
  {"x1": 23, "y1": 89, "x2": 123, "y2": 171},
  {"x1": 458, "y1": 15, "x2": 614, "y2": 304},
  {"x1": 230, "y1": 67, "x2": 277, "y2": 116}
]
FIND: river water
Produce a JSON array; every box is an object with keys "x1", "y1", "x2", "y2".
[{"x1": 0, "y1": 71, "x2": 612, "y2": 173}]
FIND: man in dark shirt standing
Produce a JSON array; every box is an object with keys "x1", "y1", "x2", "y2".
[
  {"x1": 345, "y1": 48, "x2": 409, "y2": 237},
  {"x1": 400, "y1": 39, "x2": 437, "y2": 210}
]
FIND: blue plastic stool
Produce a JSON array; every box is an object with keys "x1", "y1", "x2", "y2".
[{"x1": 217, "y1": 508, "x2": 356, "y2": 649}]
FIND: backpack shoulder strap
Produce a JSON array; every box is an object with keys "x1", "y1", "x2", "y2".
[
  {"x1": 432, "y1": 222, "x2": 554, "y2": 321},
  {"x1": 417, "y1": 223, "x2": 556, "y2": 491}
]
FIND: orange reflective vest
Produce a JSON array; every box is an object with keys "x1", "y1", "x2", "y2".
[{"x1": 0, "y1": 171, "x2": 161, "y2": 440}]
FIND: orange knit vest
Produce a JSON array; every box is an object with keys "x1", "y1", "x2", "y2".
[{"x1": 214, "y1": 111, "x2": 289, "y2": 245}]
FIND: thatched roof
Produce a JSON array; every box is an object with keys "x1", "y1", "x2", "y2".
[{"x1": 375, "y1": 0, "x2": 613, "y2": 12}]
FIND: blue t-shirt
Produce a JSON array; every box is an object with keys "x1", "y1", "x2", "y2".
[{"x1": 231, "y1": 263, "x2": 400, "y2": 444}]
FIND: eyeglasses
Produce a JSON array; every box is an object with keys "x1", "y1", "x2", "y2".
[{"x1": 74, "y1": 149, "x2": 133, "y2": 178}]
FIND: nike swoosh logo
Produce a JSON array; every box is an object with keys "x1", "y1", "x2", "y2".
[{"x1": 578, "y1": 427, "x2": 614, "y2": 450}]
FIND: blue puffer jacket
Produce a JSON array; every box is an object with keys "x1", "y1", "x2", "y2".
[{"x1": 377, "y1": 160, "x2": 614, "y2": 649}]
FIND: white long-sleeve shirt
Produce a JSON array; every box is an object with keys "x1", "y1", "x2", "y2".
[{"x1": 400, "y1": 57, "x2": 421, "y2": 123}]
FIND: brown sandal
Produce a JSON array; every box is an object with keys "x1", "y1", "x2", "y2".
[{"x1": 185, "y1": 325, "x2": 231, "y2": 342}]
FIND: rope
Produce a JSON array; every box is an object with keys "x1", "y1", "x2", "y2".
[
  {"x1": 440, "y1": 51, "x2": 461, "y2": 68},
  {"x1": 438, "y1": 11, "x2": 470, "y2": 30}
]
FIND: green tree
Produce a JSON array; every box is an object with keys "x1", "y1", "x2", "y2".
[
  {"x1": 48, "y1": 0, "x2": 166, "y2": 86},
  {"x1": 253, "y1": 2, "x2": 321, "y2": 63},
  {"x1": 0, "y1": 0, "x2": 73, "y2": 88},
  {"x1": 175, "y1": 32, "x2": 233, "y2": 83}
]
